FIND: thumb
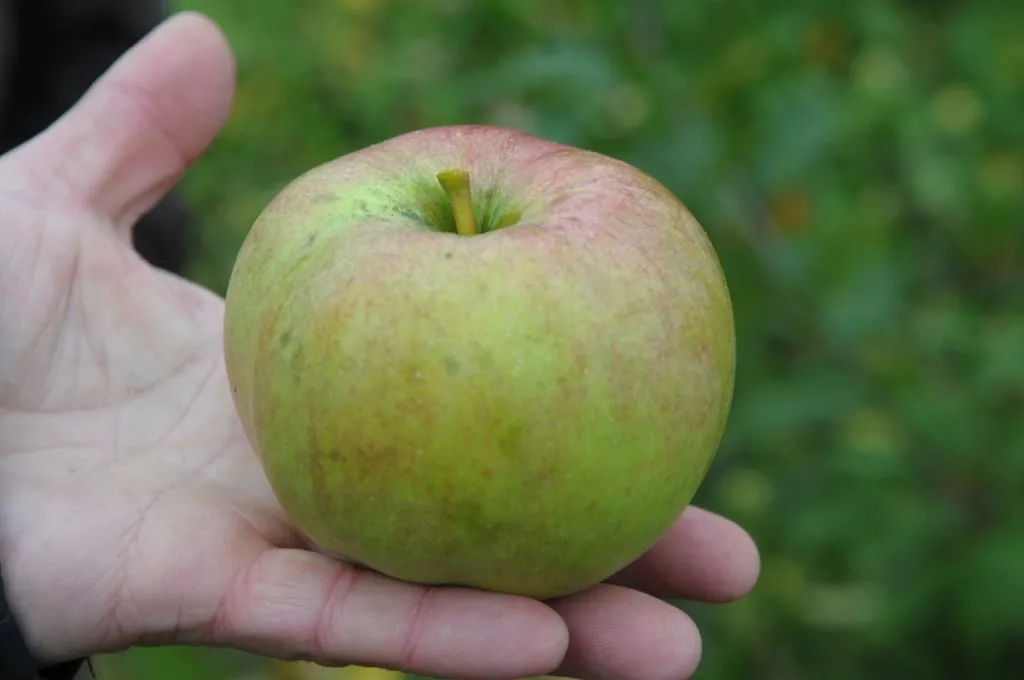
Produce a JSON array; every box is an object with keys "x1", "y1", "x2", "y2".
[{"x1": 5, "y1": 11, "x2": 235, "y2": 238}]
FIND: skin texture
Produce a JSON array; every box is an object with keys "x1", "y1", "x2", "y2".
[{"x1": 224, "y1": 125, "x2": 737, "y2": 599}]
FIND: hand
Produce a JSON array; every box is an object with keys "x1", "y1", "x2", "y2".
[{"x1": 0, "y1": 12, "x2": 759, "y2": 680}]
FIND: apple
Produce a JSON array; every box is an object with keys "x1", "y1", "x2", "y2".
[{"x1": 222, "y1": 124, "x2": 735, "y2": 600}]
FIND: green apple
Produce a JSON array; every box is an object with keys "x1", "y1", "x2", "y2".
[{"x1": 223, "y1": 124, "x2": 736, "y2": 600}]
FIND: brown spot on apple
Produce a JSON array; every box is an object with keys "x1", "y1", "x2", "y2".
[
  {"x1": 533, "y1": 456, "x2": 559, "y2": 488},
  {"x1": 572, "y1": 342, "x2": 589, "y2": 373},
  {"x1": 498, "y1": 422, "x2": 525, "y2": 459},
  {"x1": 308, "y1": 438, "x2": 330, "y2": 515},
  {"x1": 257, "y1": 304, "x2": 281, "y2": 355},
  {"x1": 289, "y1": 343, "x2": 305, "y2": 374},
  {"x1": 351, "y1": 445, "x2": 403, "y2": 480}
]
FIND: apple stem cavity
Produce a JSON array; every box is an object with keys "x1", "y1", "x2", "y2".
[{"x1": 437, "y1": 169, "x2": 479, "y2": 237}]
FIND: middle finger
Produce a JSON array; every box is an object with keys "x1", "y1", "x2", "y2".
[{"x1": 549, "y1": 584, "x2": 702, "y2": 680}]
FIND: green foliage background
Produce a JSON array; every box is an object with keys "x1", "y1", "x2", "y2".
[{"x1": 99, "y1": 0, "x2": 1024, "y2": 678}]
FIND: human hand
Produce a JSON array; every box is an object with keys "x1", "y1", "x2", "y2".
[{"x1": 0, "y1": 12, "x2": 759, "y2": 680}]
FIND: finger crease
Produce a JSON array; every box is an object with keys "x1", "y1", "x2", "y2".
[
  {"x1": 315, "y1": 565, "x2": 359, "y2": 659},
  {"x1": 399, "y1": 587, "x2": 432, "y2": 669}
]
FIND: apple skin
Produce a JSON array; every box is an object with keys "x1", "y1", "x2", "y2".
[{"x1": 223, "y1": 124, "x2": 735, "y2": 600}]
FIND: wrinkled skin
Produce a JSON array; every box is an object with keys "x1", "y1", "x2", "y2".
[{"x1": 224, "y1": 125, "x2": 737, "y2": 599}]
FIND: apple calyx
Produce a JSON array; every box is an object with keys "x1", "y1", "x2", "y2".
[{"x1": 436, "y1": 169, "x2": 479, "y2": 237}]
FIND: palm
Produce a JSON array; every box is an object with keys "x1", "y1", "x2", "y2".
[{"x1": 0, "y1": 189, "x2": 294, "y2": 657}]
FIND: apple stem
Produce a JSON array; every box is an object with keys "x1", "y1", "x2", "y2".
[{"x1": 437, "y1": 169, "x2": 479, "y2": 237}]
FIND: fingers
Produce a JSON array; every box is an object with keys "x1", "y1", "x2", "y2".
[
  {"x1": 543, "y1": 508, "x2": 758, "y2": 680},
  {"x1": 11, "y1": 11, "x2": 235, "y2": 236},
  {"x1": 210, "y1": 508, "x2": 757, "y2": 679},
  {"x1": 610, "y1": 506, "x2": 760, "y2": 602},
  {"x1": 213, "y1": 549, "x2": 569, "y2": 679},
  {"x1": 550, "y1": 584, "x2": 702, "y2": 680}
]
